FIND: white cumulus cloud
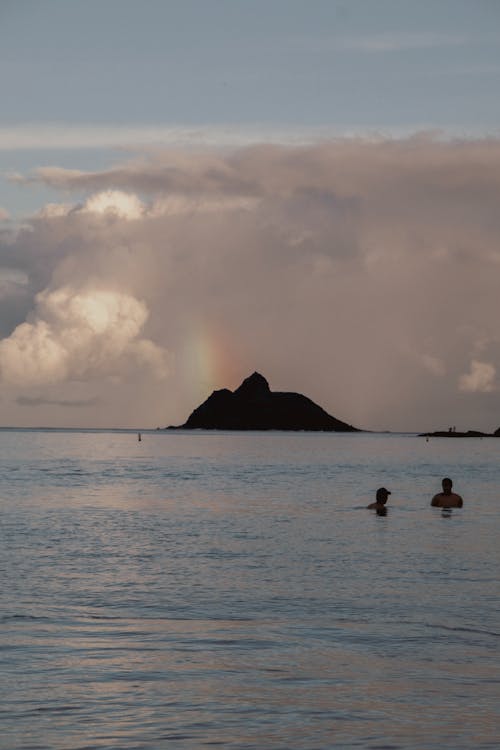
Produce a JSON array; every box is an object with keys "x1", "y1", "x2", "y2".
[
  {"x1": 36, "y1": 203, "x2": 73, "y2": 219},
  {"x1": 0, "y1": 286, "x2": 169, "y2": 386},
  {"x1": 83, "y1": 190, "x2": 145, "y2": 220},
  {"x1": 458, "y1": 360, "x2": 497, "y2": 393}
]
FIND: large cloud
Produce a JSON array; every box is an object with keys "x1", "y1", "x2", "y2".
[
  {"x1": 2, "y1": 136, "x2": 500, "y2": 430},
  {"x1": 0, "y1": 285, "x2": 168, "y2": 386},
  {"x1": 14, "y1": 136, "x2": 500, "y2": 208}
]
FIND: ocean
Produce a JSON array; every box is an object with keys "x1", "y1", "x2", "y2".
[{"x1": 0, "y1": 429, "x2": 498, "y2": 749}]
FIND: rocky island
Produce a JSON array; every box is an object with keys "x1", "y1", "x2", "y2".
[
  {"x1": 420, "y1": 428, "x2": 500, "y2": 437},
  {"x1": 168, "y1": 372, "x2": 360, "y2": 431}
]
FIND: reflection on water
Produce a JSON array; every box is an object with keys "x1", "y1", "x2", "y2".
[{"x1": 0, "y1": 430, "x2": 499, "y2": 749}]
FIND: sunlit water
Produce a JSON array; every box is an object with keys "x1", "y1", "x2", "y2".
[{"x1": 0, "y1": 429, "x2": 498, "y2": 749}]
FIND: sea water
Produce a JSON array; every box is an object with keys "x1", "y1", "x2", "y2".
[{"x1": 0, "y1": 429, "x2": 498, "y2": 749}]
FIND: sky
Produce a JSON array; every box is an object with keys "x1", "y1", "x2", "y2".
[{"x1": 1, "y1": 0, "x2": 500, "y2": 431}]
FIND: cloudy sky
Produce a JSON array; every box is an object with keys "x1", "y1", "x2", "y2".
[{"x1": 1, "y1": 0, "x2": 500, "y2": 431}]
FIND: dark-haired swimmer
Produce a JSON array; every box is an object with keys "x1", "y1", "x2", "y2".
[
  {"x1": 367, "y1": 487, "x2": 391, "y2": 514},
  {"x1": 431, "y1": 477, "x2": 463, "y2": 508}
]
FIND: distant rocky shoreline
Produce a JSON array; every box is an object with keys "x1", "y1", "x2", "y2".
[
  {"x1": 420, "y1": 429, "x2": 500, "y2": 438},
  {"x1": 168, "y1": 372, "x2": 360, "y2": 432}
]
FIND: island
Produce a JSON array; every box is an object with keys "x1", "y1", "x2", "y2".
[
  {"x1": 420, "y1": 429, "x2": 498, "y2": 438},
  {"x1": 168, "y1": 372, "x2": 360, "y2": 431}
]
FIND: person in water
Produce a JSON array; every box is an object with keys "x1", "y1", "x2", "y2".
[
  {"x1": 367, "y1": 487, "x2": 391, "y2": 513},
  {"x1": 431, "y1": 477, "x2": 463, "y2": 508}
]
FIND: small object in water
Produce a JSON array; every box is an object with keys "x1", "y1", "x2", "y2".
[{"x1": 138, "y1": 432, "x2": 142, "y2": 442}]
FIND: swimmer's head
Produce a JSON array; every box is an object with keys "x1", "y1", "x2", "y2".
[
  {"x1": 442, "y1": 477, "x2": 453, "y2": 493},
  {"x1": 376, "y1": 487, "x2": 391, "y2": 504}
]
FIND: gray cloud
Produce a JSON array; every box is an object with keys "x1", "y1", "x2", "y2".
[
  {"x1": 16, "y1": 395, "x2": 101, "y2": 408},
  {"x1": 2, "y1": 136, "x2": 500, "y2": 430},
  {"x1": 14, "y1": 136, "x2": 500, "y2": 206},
  {"x1": 335, "y1": 32, "x2": 473, "y2": 53},
  {"x1": 0, "y1": 124, "x2": 343, "y2": 151}
]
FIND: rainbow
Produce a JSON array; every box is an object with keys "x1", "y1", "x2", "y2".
[{"x1": 179, "y1": 321, "x2": 242, "y2": 402}]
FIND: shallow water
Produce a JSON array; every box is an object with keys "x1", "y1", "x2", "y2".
[{"x1": 0, "y1": 430, "x2": 499, "y2": 749}]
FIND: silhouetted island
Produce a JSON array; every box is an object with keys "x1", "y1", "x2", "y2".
[
  {"x1": 420, "y1": 429, "x2": 496, "y2": 438},
  {"x1": 168, "y1": 372, "x2": 360, "y2": 431}
]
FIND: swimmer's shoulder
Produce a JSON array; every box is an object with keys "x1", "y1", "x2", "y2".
[{"x1": 431, "y1": 492, "x2": 463, "y2": 508}]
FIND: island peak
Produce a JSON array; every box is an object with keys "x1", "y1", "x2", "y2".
[{"x1": 234, "y1": 371, "x2": 270, "y2": 399}]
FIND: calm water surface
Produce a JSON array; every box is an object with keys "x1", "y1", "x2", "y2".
[{"x1": 0, "y1": 430, "x2": 498, "y2": 749}]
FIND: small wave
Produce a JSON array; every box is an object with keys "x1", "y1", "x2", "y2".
[
  {"x1": 34, "y1": 705, "x2": 82, "y2": 713},
  {"x1": 0, "y1": 614, "x2": 50, "y2": 623},
  {"x1": 86, "y1": 613, "x2": 123, "y2": 621},
  {"x1": 426, "y1": 623, "x2": 500, "y2": 638}
]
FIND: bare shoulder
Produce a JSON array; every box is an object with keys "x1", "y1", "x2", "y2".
[{"x1": 431, "y1": 492, "x2": 463, "y2": 508}]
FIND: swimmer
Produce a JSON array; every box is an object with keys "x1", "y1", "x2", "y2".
[
  {"x1": 431, "y1": 477, "x2": 463, "y2": 508},
  {"x1": 367, "y1": 487, "x2": 391, "y2": 513}
]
